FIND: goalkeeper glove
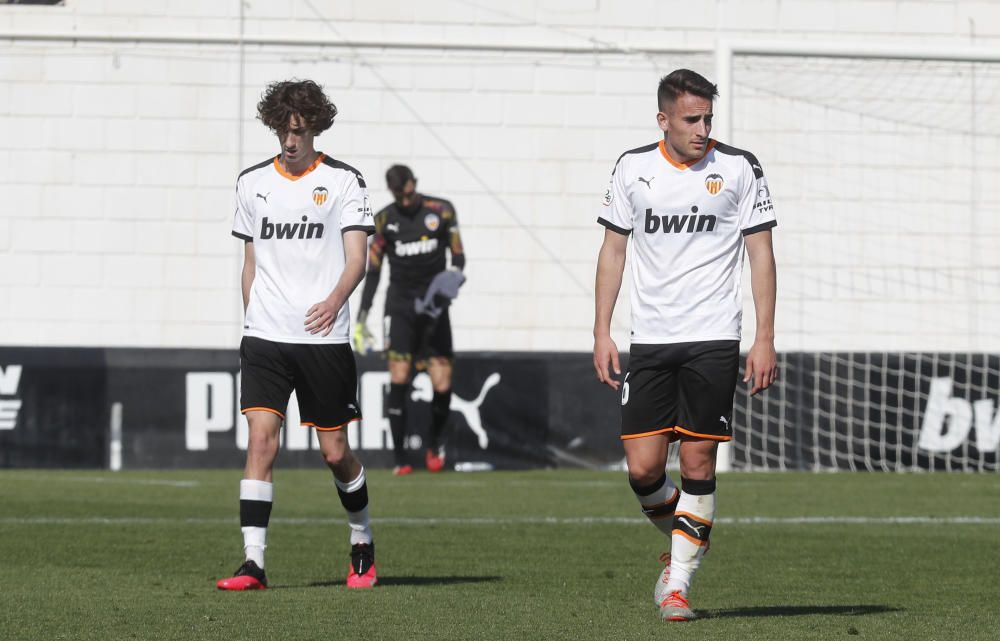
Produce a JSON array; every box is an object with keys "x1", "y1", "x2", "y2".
[{"x1": 352, "y1": 311, "x2": 374, "y2": 355}]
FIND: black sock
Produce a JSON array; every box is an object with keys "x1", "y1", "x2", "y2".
[
  {"x1": 239, "y1": 499, "x2": 273, "y2": 528},
  {"x1": 387, "y1": 382, "x2": 408, "y2": 466},
  {"x1": 429, "y1": 389, "x2": 452, "y2": 449},
  {"x1": 335, "y1": 475, "x2": 369, "y2": 513}
]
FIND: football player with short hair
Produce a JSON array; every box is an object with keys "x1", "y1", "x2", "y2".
[
  {"x1": 593, "y1": 69, "x2": 778, "y2": 621},
  {"x1": 354, "y1": 165, "x2": 466, "y2": 475},
  {"x1": 218, "y1": 79, "x2": 377, "y2": 591}
]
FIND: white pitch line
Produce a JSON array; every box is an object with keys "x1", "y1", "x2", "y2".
[
  {"x1": 0, "y1": 475, "x2": 200, "y2": 488},
  {"x1": 1, "y1": 515, "x2": 999, "y2": 526}
]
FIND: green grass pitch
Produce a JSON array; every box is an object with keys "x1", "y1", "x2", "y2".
[{"x1": 1, "y1": 469, "x2": 998, "y2": 641}]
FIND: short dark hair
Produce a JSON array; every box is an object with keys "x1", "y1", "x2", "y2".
[
  {"x1": 657, "y1": 69, "x2": 718, "y2": 111},
  {"x1": 385, "y1": 164, "x2": 415, "y2": 192},
  {"x1": 257, "y1": 79, "x2": 337, "y2": 135}
]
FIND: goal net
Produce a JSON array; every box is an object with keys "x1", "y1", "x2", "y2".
[{"x1": 728, "y1": 55, "x2": 1000, "y2": 471}]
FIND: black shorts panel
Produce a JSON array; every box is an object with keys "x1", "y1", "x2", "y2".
[
  {"x1": 384, "y1": 298, "x2": 453, "y2": 361},
  {"x1": 620, "y1": 340, "x2": 739, "y2": 441},
  {"x1": 240, "y1": 336, "x2": 362, "y2": 430}
]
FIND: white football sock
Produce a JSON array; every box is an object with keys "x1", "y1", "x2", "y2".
[
  {"x1": 665, "y1": 481, "x2": 716, "y2": 596},
  {"x1": 335, "y1": 468, "x2": 373, "y2": 546},
  {"x1": 240, "y1": 479, "x2": 273, "y2": 568},
  {"x1": 630, "y1": 472, "x2": 680, "y2": 538}
]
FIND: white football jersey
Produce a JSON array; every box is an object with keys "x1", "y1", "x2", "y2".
[
  {"x1": 598, "y1": 139, "x2": 776, "y2": 344},
  {"x1": 232, "y1": 154, "x2": 374, "y2": 344}
]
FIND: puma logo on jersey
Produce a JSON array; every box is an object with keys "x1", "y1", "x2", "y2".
[
  {"x1": 395, "y1": 238, "x2": 438, "y2": 256},
  {"x1": 386, "y1": 223, "x2": 400, "y2": 233},
  {"x1": 637, "y1": 176, "x2": 655, "y2": 189},
  {"x1": 256, "y1": 192, "x2": 270, "y2": 203},
  {"x1": 644, "y1": 207, "x2": 717, "y2": 234},
  {"x1": 260, "y1": 216, "x2": 325, "y2": 240}
]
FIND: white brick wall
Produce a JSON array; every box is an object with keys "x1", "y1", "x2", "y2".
[{"x1": 0, "y1": 0, "x2": 998, "y2": 352}]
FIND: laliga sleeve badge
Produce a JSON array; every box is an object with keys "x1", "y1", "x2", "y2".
[{"x1": 602, "y1": 182, "x2": 614, "y2": 206}]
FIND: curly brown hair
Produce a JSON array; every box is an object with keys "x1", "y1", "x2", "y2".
[{"x1": 256, "y1": 79, "x2": 338, "y2": 135}]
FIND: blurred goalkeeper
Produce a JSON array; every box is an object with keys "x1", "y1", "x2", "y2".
[{"x1": 354, "y1": 165, "x2": 466, "y2": 475}]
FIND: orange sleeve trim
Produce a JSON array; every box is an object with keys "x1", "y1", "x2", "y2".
[
  {"x1": 620, "y1": 426, "x2": 675, "y2": 441},
  {"x1": 658, "y1": 139, "x2": 716, "y2": 170},
  {"x1": 273, "y1": 153, "x2": 325, "y2": 181},
  {"x1": 241, "y1": 407, "x2": 285, "y2": 419},
  {"x1": 303, "y1": 417, "x2": 361, "y2": 432},
  {"x1": 675, "y1": 511, "x2": 713, "y2": 527},
  {"x1": 672, "y1": 425, "x2": 732, "y2": 442},
  {"x1": 672, "y1": 529, "x2": 710, "y2": 547}
]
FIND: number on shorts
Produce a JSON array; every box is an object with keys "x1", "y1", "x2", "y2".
[{"x1": 621, "y1": 371, "x2": 630, "y2": 406}]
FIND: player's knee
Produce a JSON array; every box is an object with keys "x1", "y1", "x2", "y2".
[
  {"x1": 627, "y1": 463, "x2": 665, "y2": 488},
  {"x1": 678, "y1": 441, "x2": 718, "y2": 480},
  {"x1": 319, "y1": 430, "x2": 348, "y2": 465},
  {"x1": 323, "y1": 444, "x2": 355, "y2": 471},
  {"x1": 247, "y1": 430, "x2": 279, "y2": 461},
  {"x1": 322, "y1": 448, "x2": 346, "y2": 469},
  {"x1": 678, "y1": 458, "x2": 716, "y2": 481},
  {"x1": 389, "y1": 363, "x2": 411, "y2": 384}
]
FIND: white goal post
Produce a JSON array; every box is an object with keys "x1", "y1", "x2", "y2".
[{"x1": 717, "y1": 40, "x2": 1000, "y2": 472}]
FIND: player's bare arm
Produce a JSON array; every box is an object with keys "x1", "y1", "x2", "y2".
[
  {"x1": 241, "y1": 241, "x2": 256, "y2": 313},
  {"x1": 593, "y1": 228, "x2": 628, "y2": 390},
  {"x1": 353, "y1": 222, "x2": 385, "y2": 351},
  {"x1": 449, "y1": 224, "x2": 466, "y2": 271},
  {"x1": 743, "y1": 229, "x2": 777, "y2": 395},
  {"x1": 361, "y1": 220, "x2": 386, "y2": 298},
  {"x1": 305, "y1": 229, "x2": 368, "y2": 336}
]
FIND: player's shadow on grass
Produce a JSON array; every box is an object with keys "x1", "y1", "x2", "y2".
[
  {"x1": 699, "y1": 604, "x2": 901, "y2": 619},
  {"x1": 280, "y1": 575, "x2": 503, "y2": 589},
  {"x1": 375, "y1": 575, "x2": 503, "y2": 587}
]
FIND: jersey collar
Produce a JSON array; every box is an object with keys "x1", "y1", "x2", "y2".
[
  {"x1": 658, "y1": 139, "x2": 716, "y2": 170},
  {"x1": 273, "y1": 153, "x2": 325, "y2": 181}
]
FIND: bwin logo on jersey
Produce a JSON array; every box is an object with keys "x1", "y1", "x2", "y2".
[
  {"x1": 395, "y1": 238, "x2": 439, "y2": 256},
  {"x1": 644, "y1": 207, "x2": 717, "y2": 234},
  {"x1": 260, "y1": 216, "x2": 325, "y2": 240}
]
